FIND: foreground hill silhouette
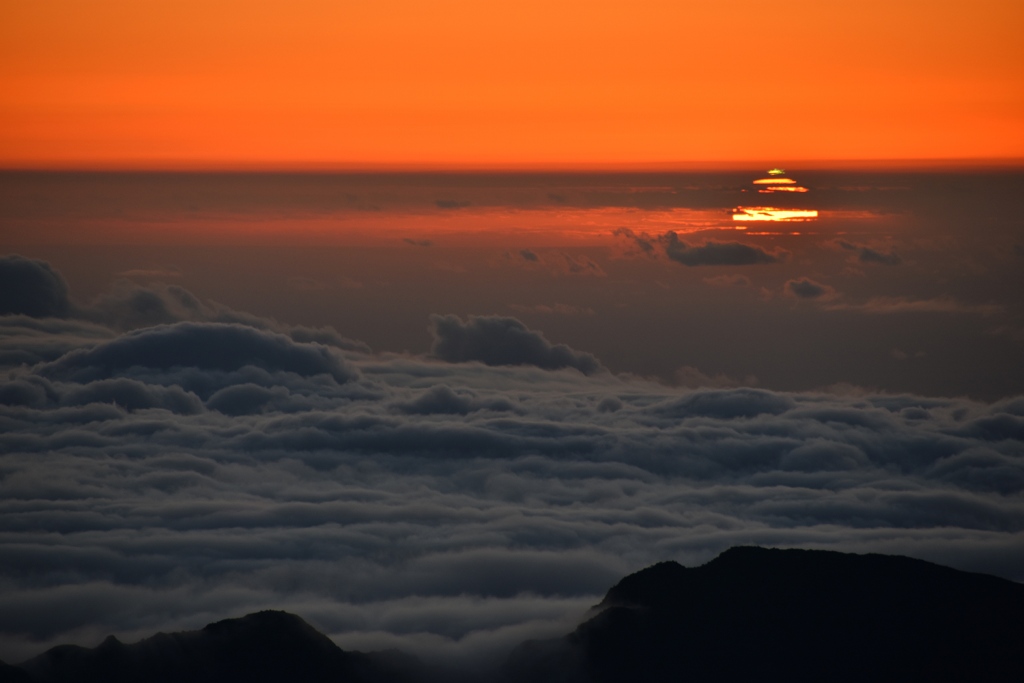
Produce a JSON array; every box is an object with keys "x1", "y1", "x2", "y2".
[
  {"x1": 9, "y1": 611, "x2": 447, "y2": 683},
  {"x1": 5, "y1": 547, "x2": 1022, "y2": 683},
  {"x1": 505, "y1": 546, "x2": 1024, "y2": 682}
]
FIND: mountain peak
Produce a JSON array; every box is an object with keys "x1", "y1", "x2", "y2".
[
  {"x1": 95, "y1": 635, "x2": 122, "y2": 651},
  {"x1": 511, "y1": 546, "x2": 1024, "y2": 682},
  {"x1": 599, "y1": 560, "x2": 686, "y2": 608},
  {"x1": 201, "y1": 610, "x2": 321, "y2": 638},
  {"x1": 20, "y1": 610, "x2": 351, "y2": 683}
]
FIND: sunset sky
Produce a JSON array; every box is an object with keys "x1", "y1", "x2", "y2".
[
  {"x1": 3, "y1": 0, "x2": 1023, "y2": 167},
  {"x1": 1, "y1": 1, "x2": 1023, "y2": 671}
]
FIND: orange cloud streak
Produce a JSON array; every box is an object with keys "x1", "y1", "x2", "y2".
[{"x1": 2, "y1": 1, "x2": 1022, "y2": 168}]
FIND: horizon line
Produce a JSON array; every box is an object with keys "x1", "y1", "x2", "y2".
[{"x1": 3, "y1": 157, "x2": 1024, "y2": 174}]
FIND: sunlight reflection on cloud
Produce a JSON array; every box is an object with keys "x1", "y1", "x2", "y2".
[{"x1": 732, "y1": 207, "x2": 819, "y2": 221}]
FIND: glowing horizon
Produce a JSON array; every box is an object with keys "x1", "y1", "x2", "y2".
[{"x1": 2, "y1": 1, "x2": 1022, "y2": 169}]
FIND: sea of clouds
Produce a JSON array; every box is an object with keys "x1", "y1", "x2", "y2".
[{"x1": 1, "y1": 254, "x2": 1022, "y2": 666}]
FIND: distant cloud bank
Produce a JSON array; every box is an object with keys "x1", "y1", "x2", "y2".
[
  {"x1": 614, "y1": 229, "x2": 785, "y2": 266},
  {"x1": 1, "y1": 254, "x2": 1022, "y2": 666}
]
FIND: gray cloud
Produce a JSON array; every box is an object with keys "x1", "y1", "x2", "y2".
[
  {"x1": 786, "y1": 278, "x2": 835, "y2": 300},
  {"x1": 86, "y1": 281, "x2": 206, "y2": 330},
  {"x1": 616, "y1": 227, "x2": 784, "y2": 267},
  {"x1": 205, "y1": 383, "x2": 293, "y2": 416},
  {"x1": 838, "y1": 241, "x2": 902, "y2": 266},
  {"x1": 612, "y1": 228, "x2": 657, "y2": 256},
  {"x1": 651, "y1": 387, "x2": 795, "y2": 420},
  {"x1": 429, "y1": 314, "x2": 603, "y2": 375},
  {"x1": 391, "y1": 385, "x2": 516, "y2": 415},
  {"x1": 286, "y1": 326, "x2": 370, "y2": 354},
  {"x1": 39, "y1": 322, "x2": 357, "y2": 386},
  {"x1": 1, "y1": 257, "x2": 1023, "y2": 669},
  {"x1": 59, "y1": 377, "x2": 204, "y2": 415},
  {"x1": 519, "y1": 249, "x2": 539, "y2": 262},
  {"x1": 0, "y1": 255, "x2": 71, "y2": 318},
  {"x1": 0, "y1": 316, "x2": 115, "y2": 367},
  {"x1": 2, "y1": 340, "x2": 1023, "y2": 665},
  {"x1": 81, "y1": 281, "x2": 370, "y2": 353},
  {"x1": 661, "y1": 232, "x2": 781, "y2": 266},
  {"x1": 0, "y1": 263, "x2": 369, "y2": 358}
]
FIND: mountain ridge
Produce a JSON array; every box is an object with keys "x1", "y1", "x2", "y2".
[
  {"x1": 506, "y1": 546, "x2": 1024, "y2": 682},
  {"x1": 5, "y1": 546, "x2": 1023, "y2": 683},
  {"x1": 10, "y1": 610, "x2": 444, "y2": 683}
]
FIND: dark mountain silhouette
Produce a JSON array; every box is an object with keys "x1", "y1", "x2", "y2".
[
  {"x1": 0, "y1": 660, "x2": 36, "y2": 683},
  {"x1": 5, "y1": 547, "x2": 1023, "y2": 683},
  {"x1": 504, "y1": 546, "x2": 1024, "y2": 682},
  {"x1": 12, "y1": 610, "x2": 449, "y2": 683}
]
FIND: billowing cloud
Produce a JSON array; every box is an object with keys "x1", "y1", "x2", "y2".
[
  {"x1": 518, "y1": 249, "x2": 539, "y2": 262},
  {"x1": 286, "y1": 325, "x2": 370, "y2": 353},
  {"x1": 613, "y1": 229, "x2": 783, "y2": 266},
  {"x1": 838, "y1": 241, "x2": 902, "y2": 266},
  {"x1": 0, "y1": 316, "x2": 115, "y2": 367},
  {"x1": 0, "y1": 255, "x2": 71, "y2": 318},
  {"x1": 661, "y1": 232, "x2": 781, "y2": 266},
  {"x1": 59, "y1": 377, "x2": 204, "y2": 415},
  {"x1": 785, "y1": 277, "x2": 837, "y2": 300},
  {"x1": 390, "y1": 384, "x2": 516, "y2": 415},
  {"x1": 429, "y1": 314, "x2": 603, "y2": 375},
  {"x1": 1, "y1": 257, "x2": 1022, "y2": 669},
  {"x1": 2, "y1": 333, "x2": 1022, "y2": 665},
  {"x1": 77, "y1": 279, "x2": 370, "y2": 353},
  {"x1": 612, "y1": 228, "x2": 657, "y2": 256},
  {"x1": 39, "y1": 322, "x2": 357, "y2": 386},
  {"x1": 85, "y1": 281, "x2": 207, "y2": 330},
  {"x1": 650, "y1": 386, "x2": 795, "y2": 419}
]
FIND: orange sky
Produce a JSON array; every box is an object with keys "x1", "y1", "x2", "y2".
[{"x1": 2, "y1": 0, "x2": 1022, "y2": 168}]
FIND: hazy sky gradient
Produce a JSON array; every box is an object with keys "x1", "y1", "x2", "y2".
[
  {"x1": 3, "y1": 1, "x2": 1022, "y2": 167},
  {"x1": 4, "y1": 170, "x2": 1021, "y2": 399}
]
